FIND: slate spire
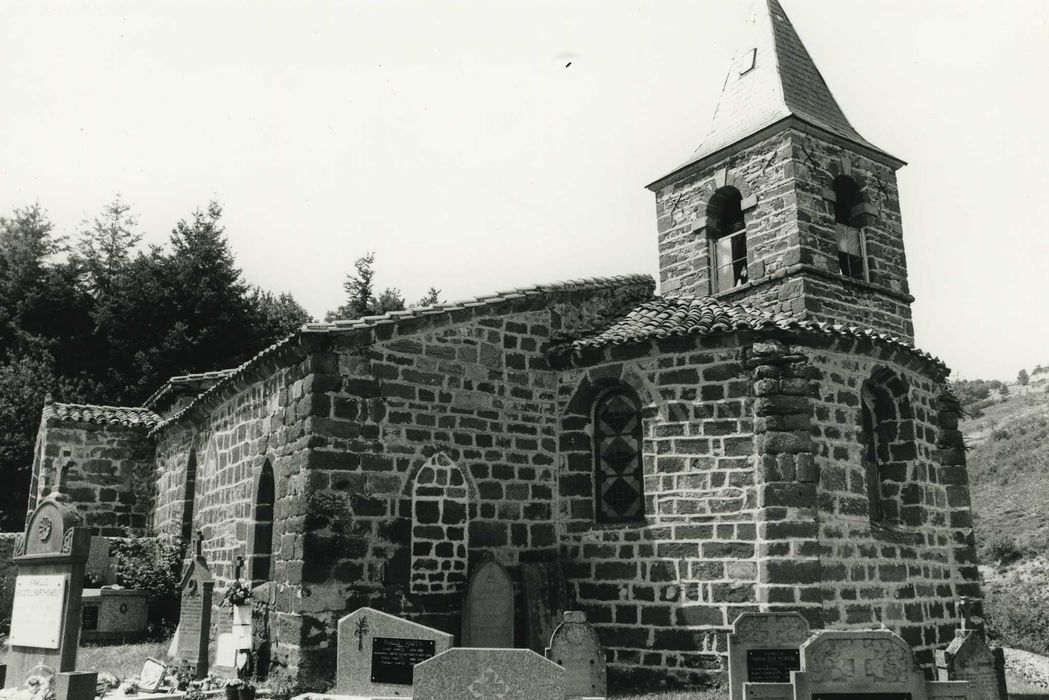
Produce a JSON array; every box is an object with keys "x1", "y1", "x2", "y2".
[{"x1": 675, "y1": 0, "x2": 897, "y2": 173}]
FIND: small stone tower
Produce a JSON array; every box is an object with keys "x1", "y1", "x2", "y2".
[{"x1": 648, "y1": 0, "x2": 915, "y2": 341}]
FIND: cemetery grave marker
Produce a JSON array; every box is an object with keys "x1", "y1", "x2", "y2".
[
  {"x1": 462, "y1": 558, "x2": 514, "y2": 648},
  {"x1": 413, "y1": 648, "x2": 566, "y2": 700},
  {"x1": 175, "y1": 531, "x2": 214, "y2": 679},
  {"x1": 336, "y1": 607, "x2": 452, "y2": 697},
  {"x1": 936, "y1": 629, "x2": 1007, "y2": 700},
  {"x1": 545, "y1": 611, "x2": 606, "y2": 699},
  {"x1": 741, "y1": 628, "x2": 971, "y2": 700},
  {"x1": 728, "y1": 612, "x2": 810, "y2": 700},
  {"x1": 4, "y1": 498, "x2": 90, "y2": 690},
  {"x1": 54, "y1": 672, "x2": 97, "y2": 700},
  {"x1": 521, "y1": 561, "x2": 567, "y2": 654}
]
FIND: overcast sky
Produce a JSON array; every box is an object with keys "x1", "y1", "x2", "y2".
[{"x1": 1, "y1": 0, "x2": 1046, "y2": 380}]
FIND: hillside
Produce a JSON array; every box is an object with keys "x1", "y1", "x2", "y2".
[{"x1": 962, "y1": 376, "x2": 1049, "y2": 558}]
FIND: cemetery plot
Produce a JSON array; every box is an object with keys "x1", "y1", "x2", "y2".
[{"x1": 728, "y1": 612, "x2": 810, "y2": 700}]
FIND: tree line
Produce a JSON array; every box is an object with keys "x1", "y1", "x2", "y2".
[{"x1": 0, "y1": 197, "x2": 438, "y2": 529}]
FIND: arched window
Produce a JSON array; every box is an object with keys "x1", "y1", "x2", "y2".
[
  {"x1": 859, "y1": 369, "x2": 915, "y2": 525},
  {"x1": 593, "y1": 386, "x2": 645, "y2": 523},
  {"x1": 249, "y1": 460, "x2": 275, "y2": 586},
  {"x1": 833, "y1": 175, "x2": 867, "y2": 281},
  {"x1": 410, "y1": 453, "x2": 470, "y2": 595},
  {"x1": 707, "y1": 186, "x2": 748, "y2": 293},
  {"x1": 180, "y1": 450, "x2": 197, "y2": 544}
]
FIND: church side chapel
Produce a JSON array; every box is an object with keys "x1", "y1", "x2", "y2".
[{"x1": 26, "y1": 0, "x2": 981, "y2": 690}]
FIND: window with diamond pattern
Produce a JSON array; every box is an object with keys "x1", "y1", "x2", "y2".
[{"x1": 593, "y1": 386, "x2": 645, "y2": 522}]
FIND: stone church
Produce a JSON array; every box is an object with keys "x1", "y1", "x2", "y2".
[{"x1": 27, "y1": 0, "x2": 980, "y2": 688}]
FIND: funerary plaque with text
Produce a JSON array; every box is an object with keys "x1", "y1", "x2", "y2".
[
  {"x1": 812, "y1": 695, "x2": 911, "y2": 700},
  {"x1": 747, "y1": 648, "x2": 800, "y2": 683},
  {"x1": 9, "y1": 575, "x2": 67, "y2": 649},
  {"x1": 371, "y1": 637, "x2": 436, "y2": 685}
]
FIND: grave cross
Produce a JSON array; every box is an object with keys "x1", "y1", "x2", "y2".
[
  {"x1": 234, "y1": 555, "x2": 245, "y2": 581},
  {"x1": 192, "y1": 530, "x2": 204, "y2": 558}
]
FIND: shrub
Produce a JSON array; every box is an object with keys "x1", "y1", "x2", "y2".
[
  {"x1": 986, "y1": 577, "x2": 1049, "y2": 654},
  {"x1": 991, "y1": 428, "x2": 1012, "y2": 441},
  {"x1": 110, "y1": 534, "x2": 184, "y2": 635},
  {"x1": 980, "y1": 533, "x2": 1025, "y2": 565}
]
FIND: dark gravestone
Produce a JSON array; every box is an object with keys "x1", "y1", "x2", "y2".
[
  {"x1": 520, "y1": 561, "x2": 567, "y2": 654},
  {"x1": 81, "y1": 605, "x2": 99, "y2": 631},
  {"x1": 370, "y1": 637, "x2": 436, "y2": 685},
  {"x1": 5, "y1": 498, "x2": 91, "y2": 690},
  {"x1": 175, "y1": 531, "x2": 214, "y2": 679},
  {"x1": 54, "y1": 672, "x2": 97, "y2": 700}
]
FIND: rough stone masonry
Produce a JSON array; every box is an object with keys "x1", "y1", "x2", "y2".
[{"x1": 23, "y1": 0, "x2": 982, "y2": 689}]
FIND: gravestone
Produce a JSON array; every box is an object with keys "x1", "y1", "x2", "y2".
[
  {"x1": 174, "y1": 531, "x2": 214, "y2": 679},
  {"x1": 54, "y1": 672, "x2": 97, "y2": 700},
  {"x1": 462, "y1": 558, "x2": 514, "y2": 648},
  {"x1": 728, "y1": 612, "x2": 810, "y2": 700},
  {"x1": 336, "y1": 607, "x2": 453, "y2": 697},
  {"x1": 413, "y1": 648, "x2": 566, "y2": 700},
  {"x1": 545, "y1": 611, "x2": 606, "y2": 699},
  {"x1": 521, "y1": 562, "x2": 568, "y2": 654},
  {"x1": 936, "y1": 629, "x2": 1007, "y2": 700},
  {"x1": 748, "y1": 628, "x2": 971, "y2": 700},
  {"x1": 85, "y1": 537, "x2": 111, "y2": 584},
  {"x1": 4, "y1": 498, "x2": 91, "y2": 690}
]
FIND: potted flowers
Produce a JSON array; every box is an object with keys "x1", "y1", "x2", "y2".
[{"x1": 221, "y1": 580, "x2": 254, "y2": 624}]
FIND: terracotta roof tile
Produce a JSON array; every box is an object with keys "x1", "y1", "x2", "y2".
[
  {"x1": 553, "y1": 296, "x2": 946, "y2": 371},
  {"x1": 46, "y1": 403, "x2": 162, "y2": 429}
]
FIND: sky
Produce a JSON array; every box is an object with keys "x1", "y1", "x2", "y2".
[{"x1": 1, "y1": 0, "x2": 1046, "y2": 381}]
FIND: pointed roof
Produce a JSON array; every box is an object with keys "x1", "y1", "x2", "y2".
[{"x1": 651, "y1": 0, "x2": 902, "y2": 188}]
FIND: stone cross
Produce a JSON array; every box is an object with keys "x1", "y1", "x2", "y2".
[
  {"x1": 959, "y1": 596, "x2": 977, "y2": 632},
  {"x1": 234, "y1": 555, "x2": 245, "y2": 581},
  {"x1": 192, "y1": 530, "x2": 204, "y2": 558}
]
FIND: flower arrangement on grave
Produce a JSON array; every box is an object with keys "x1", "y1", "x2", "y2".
[
  {"x1": 96, "y1": 673, "x2": 121, "y2": 698},
  {"x1": 236, "y1": 680, "x2": 257, "y2": 700},
  {"x1": 221, "y1": 579, "x2": 254, "y2": 608},
  {"x1": 183, "y1": 687, "x2": 206, "y2": 700},
  {"x1": 223, "y1": 678, "x2": 244, "y2": 700},
  {"x1": 0, "y1": 674, "x2": 53, "y2": 700}
]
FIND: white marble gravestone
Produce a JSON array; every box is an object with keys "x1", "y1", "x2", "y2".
[
  {"x1": 728, "y1": 612, "x2": 810, "y2": 700},
  {"x1": 413, "y1": 648, "x2": 565, "y2": 700},
  {"x1": 462, "y1": 559, "x2": 514, "y2": 648},
  {"x1": 336, "y1": 607, "x2": 452, "y2": 698},
  {"x1": 545, "y1": 611, "x2": 606, "y2": 699}
]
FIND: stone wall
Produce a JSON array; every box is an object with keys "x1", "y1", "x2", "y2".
[
  {"x1": 805, "y1": 341, "x2": 977, "y2": 667},
  {"x1": 556, "y1": 335, "x2": 760, "y2": 687},
  {"x1": 150, "y1": 342, "x2": 313, "y2": 676},
  {"x1": 651, "y1": 128, "x2": 914, "y2": 342},
  {"x1": 31, "y1": 419, "x2": 154, "y2": 537},
  {"x1": 0, "y1": 532, "x2": 18, "y2": 626}
]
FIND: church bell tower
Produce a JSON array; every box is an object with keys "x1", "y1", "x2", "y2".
[{"x1": 648, "y1": 0, "x2": 915, "y2": 342}]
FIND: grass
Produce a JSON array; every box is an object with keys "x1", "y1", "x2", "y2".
[
  {"x1": 963, "y1": 386, "x2": 1049, "y2": 558},
  {"x1": 0, "y1": 639, "x2": 170, "y2": 681}
]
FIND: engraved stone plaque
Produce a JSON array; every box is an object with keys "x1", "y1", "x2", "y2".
[
  {"x1": 9, "y1": 575, "x2": 67, "y2": 649},
  {"x1": 812, "y1": 695, "x2": 911, "y2": 700}
]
